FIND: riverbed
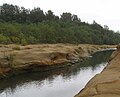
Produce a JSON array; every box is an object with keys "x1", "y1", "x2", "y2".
[{"x1": 0, "y1": 50, "x2": 113, "y2": 97}]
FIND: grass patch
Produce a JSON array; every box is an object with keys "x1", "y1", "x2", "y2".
[{"x1": 12, "y1": 45, "x2": 21, "y2": 50}]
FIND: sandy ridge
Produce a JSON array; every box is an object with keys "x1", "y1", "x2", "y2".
[{"x1": 0, "y1": 44, "x2": 115, "y2": 79}]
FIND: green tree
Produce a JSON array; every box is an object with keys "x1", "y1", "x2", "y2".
[
  {"x1": 30, "y1": 7, "x2": 45, "y2": 23},
  {"x1": 61, "y1": 12, "x2": 72, "y2": 22}
]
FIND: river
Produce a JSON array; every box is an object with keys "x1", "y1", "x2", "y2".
[{"x1": 0, "y1": 50, "x2": 114, "y2": 97}]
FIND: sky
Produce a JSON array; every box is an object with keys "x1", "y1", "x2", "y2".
[{"x1": 0, "y1": 0, "x2": 120, "y2": 31}]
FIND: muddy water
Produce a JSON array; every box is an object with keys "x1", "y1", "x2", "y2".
[{"x1": 0, "y1": 50, "x2": 114, "y2": 97}]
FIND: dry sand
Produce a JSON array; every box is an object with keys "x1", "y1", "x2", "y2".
[
  {"x1": 0, "y1": 44, "x2": 116, "y2": 79},
  {"x1": 75, "y1": 45, "x2": 120, "y2": 97}
]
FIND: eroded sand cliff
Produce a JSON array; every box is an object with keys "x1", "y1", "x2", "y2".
[{"x1": 0, "y1": 44, "x2": 115, "y2": 79}]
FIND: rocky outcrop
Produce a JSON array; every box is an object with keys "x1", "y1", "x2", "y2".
[
  {"x1": 75, "y1": 45, "x2": 120, "y2": 97},
  {"x1": 0, "y1": 44, "x2": 116, "y2": 79}
]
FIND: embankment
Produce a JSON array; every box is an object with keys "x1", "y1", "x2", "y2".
[
  {"x1": 75, "y1": 45, "x2": 120, "y2": 97},
  {"x1": 0, "y1": 44, "x2": 115, "y2": 79}
]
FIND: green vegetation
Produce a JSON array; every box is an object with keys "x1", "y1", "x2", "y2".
[
  {"x1": 12, "y1": 45, "x2": 21, "y2": 50},
  {"x1": 0, "y1": 3, "x2": 120, "y2": 45},
  {"x1": 3, "y1": 52, "x2": 15, "y2": 67}
]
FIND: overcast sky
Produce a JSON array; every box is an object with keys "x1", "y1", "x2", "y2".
[{"x1": 0, "y1": 0, "x2": 120, "y2": 31}]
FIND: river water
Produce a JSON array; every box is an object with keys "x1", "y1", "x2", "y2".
[{"x1": 0, "y1": 50, "x2": 114, "y2": 97}]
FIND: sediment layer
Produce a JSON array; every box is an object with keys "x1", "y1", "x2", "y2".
[{"x1": 0, "y1": 44, "x2": 115, "y2": 79}]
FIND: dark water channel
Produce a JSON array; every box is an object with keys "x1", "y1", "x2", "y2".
[{"x1": 0, "y1": 50, "x2": 114, "y2": 97}]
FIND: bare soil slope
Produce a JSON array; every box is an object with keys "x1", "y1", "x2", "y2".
[
  {"x1": 0, "y1": 44, "x2": 115, "y2": 79},
  {"x1": 75, "y1": 45, "x2": 120, "y2": 97}
]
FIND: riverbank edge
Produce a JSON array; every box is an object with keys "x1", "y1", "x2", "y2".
[
  {"x1": 75, "y1": 45, "x2": 120, "y2": 97},
  {"x1": 0, "y1": 44, "x2": 116, "y2": 79}
]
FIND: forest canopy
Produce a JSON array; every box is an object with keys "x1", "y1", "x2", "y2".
[{"x1": 0, "y1": 3, "x2": 120, "y2": 45}]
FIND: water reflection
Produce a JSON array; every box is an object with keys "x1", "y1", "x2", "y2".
[{"x1": 0, "y1": 50, "x2": 114, "y2": 97}]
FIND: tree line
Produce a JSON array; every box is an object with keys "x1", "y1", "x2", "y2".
[{"x1": 0, "y1": 3, "x2": 120, "y2": 45}]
